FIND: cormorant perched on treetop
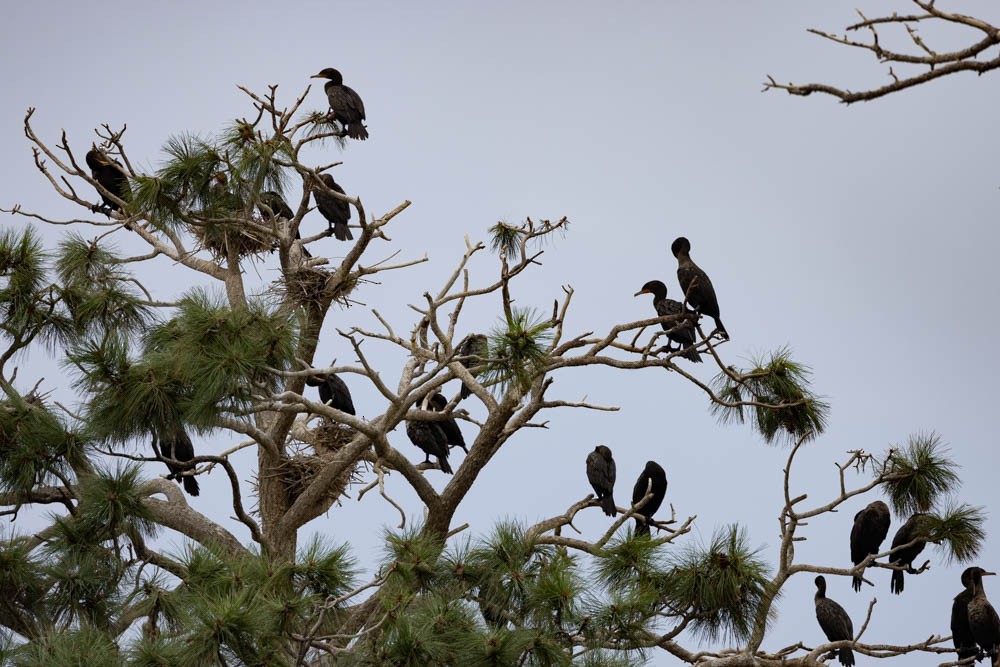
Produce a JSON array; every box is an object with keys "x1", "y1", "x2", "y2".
[
  {"x1": 670, "y1": 237, "x2": 728, "y2": 340},
  {"x1": 427, "y1": 393, "x2": 468, "y2": 454},
  {"x1": 306, "y1": 373, "x2": 356, "y2": 416},
  {"x1": 634, "y1": 280, "x2": 701, "y2": 363},
  {"x1": 312, "y1": 174, "x2": 353, "y2": 241},
  {"x1": 153, "y1": 426, "x2": 199, "y2": 496},
  {"x1": 814, "y1": 576, "x2": 855, "y2": 666},
  {"x1": 586, "y1": 445, "x2": 616, "y2": 517},
  {"x1": 849, "y1": 500, "x2": 891, "y2": 591},
  {"x1": 85, "y1": 145, "x2": 130, "y2": 216},
  {"x1": 889, "y1": 513, "x2": 930, "y2": 594},
  {"x1": 311, "y1": 68, "x2": 368, "y2": 140},
  {"x1": 406, "y1": 398, "x2": 453, "y2": 474},
  {"x1": 966, "y1": 567, "x2": 1000, "y2": 663},
  {"x1": 455, "y1": 333, "x2": 489, "y2": 399},
  {"x1": 953, "y1": 567, "x2": 982, "y2": 663},
  {"x1": 631, "y1": 461, "x2": 667, "y2": 536}
]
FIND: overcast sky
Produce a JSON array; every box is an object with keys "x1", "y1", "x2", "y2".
[{"x1": 3, "y1": 2, "x2": 998, "y2": 664}]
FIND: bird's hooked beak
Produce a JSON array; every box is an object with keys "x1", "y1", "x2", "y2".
[
  {"x1": 633, "y1": 289, "x2": 649, "y2": 297},
  {"x1": 310, "y1": 73, "x2": 325, "y2": 79},
  {"x1": 985, "y1": 571, "x2": 998, "y2": 576}
]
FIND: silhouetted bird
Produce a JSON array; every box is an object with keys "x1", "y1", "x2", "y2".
[
  {"x1": 889, "y1": 513, "x2": 929, "y2": 594},
  {"x1": 634, "y1": 280, "x2": 701, "y2": 362},
  {"x1": 85, "y1": 146, "x2": 130, "y2": 216},
  {"x1": 154, "y1": 426, "x2": 199, "y2": 496},
  {"x1": 312, "y1": 174, "x2": 353, "y2": 241},
  {"x1": 455, "y1": 333, "x2": 489, "y2": 399},
  {"x1": 586, "y1": 445, "x2": 616, "y2": 517},
  {"x1": 670, "y1": 237, "x2": 728, "y2": 339},
  {"x1": 306, "y1": 373, "x2": 356, "y2": 415},
  {"x1": 953, "y1": 567, "x2": 981, "y2": 663},
  {"x1": 427, "y1": 393, "x2": 468, "y2": 454},
  {"x1": 631, "y1": 461, "x2": 667, "y2": 536},
  {"x1": 967, "y1": 567, "x2": 1000, "y2": 663},
  {"x1": 850, "y1": 500, "x2": 891, "y2": 591},
  {"x1": 258, "y1": 191, "x2": 312, "y2": 259},
  {"x1": 814, "y1": 576, "x2": 855, "y2": 666},
  {"x1": 406, "y1": 405, "x2": 453, "y2": 474},
  {"x1": 311, "y1": 68, "x2": 368, "y2": 140}
]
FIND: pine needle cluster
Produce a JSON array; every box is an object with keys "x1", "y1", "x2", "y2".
[{"x1": 483, "y1": 308, "x2": 554, "y2": 395}]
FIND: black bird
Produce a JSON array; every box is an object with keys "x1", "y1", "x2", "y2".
[
  {"x1": 634, "y1": 280, "x2": 701, "y2": 362},
  {"x1": 814, "y1": 576, "x2": 855, "y2": 667},
  {"x1": 586, "y1": 445, "x2": 616, "y2": 517},
  {"x1": 631, "y1": 461, "x2": 667, "y2": 536},
  {"x1": 889, "y1": 513, "x2": 929, "y2": 594},
  {"x1": 154, "y1": 426, "x2": 199, "y2": 497},
  {"x1": 849, "y1": 500, "x2": 891, "y2": 591},
  {"x1": 311, "y1": 68, "x2": 368, "y2": 140},
  {"x1": 312, "y1": 174, "x2": 353, "y2": 241},
  {"x1": 306, "y1": 373, "x2": 356, "y2": 416},
  {"x1": 258, "y1": 191, "x2": 311, "y2": 258},
  {"x1": 427, "y1": 393, "x2": 468, "y2": 454},
  {"x1": 966, "y1": 567, "x2": 1000, "y2": 663},
  {"x1": 85, "y1": 146, "x2": 130, "y2": 216},
  {"x1": 455, "y1": 333, "x2": 489, "y2": 399},
  {"x1": 953, "y1": 567, "x2": 981, "y2": 663},
  {"x1": 670, "y1": 237, "x2": 728, "y2": 339},
  {"x1": 406, "y1": 406, "x2": 453, "y2": 475}
]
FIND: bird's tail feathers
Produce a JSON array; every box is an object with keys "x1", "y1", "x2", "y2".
[
  {"x1": 183, "y1": 475, "x2": 200, "y2": 497},
  {"x1": 714, "y1": 317, "x2": 729, "y2": 340},
  {"x1": 601, "y1": 495, "x2": 616, "y2": 517},
  {"x1": 635, "y1": 518, "x2": 650, "y2": 536},
  {"x1": 439, "y1": 456, "x2": 453, "y2": 475},
  {"x1": 839, "y1": 647, "x2": 855, "y2": 666},
  {"x1": 890, "y1": 570, "x2": 904, "y2": 594},
  {"x1": 682, "y1": 346, "x2": 702, "y2": 363},
  {"x1": 347, "y1": 123, "x2": 369, "y2": 140},
  {"x1": 333, "y1": 221, "x2": 353, "y2": 241},
  {"x1": 851, "y1": 575, "x2": 862, "y2": 592}
]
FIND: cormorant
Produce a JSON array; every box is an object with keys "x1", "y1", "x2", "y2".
[
  {"x1": 889, "y1": 513, "x2": 929, "y2": 594},
  {"x1": 849, "y1": 500, "x2": 891, "y2": 591},
  {"x1": 310, "y1": 68, "x2": 368, "y2": 140},
  {"x1": 670, "y1": 237, "x2": 728, "y2": 339},
  {"x1": 312, "y1": 174, "x2": 353, "y2": 241},
  {"x1": 953, "y1": 567, "x2": 981, "y2": 663},
  {"x1": 634, "y1": 280, "x2": 701, "y2": 362},
  {"x1": 154, "y1": 426, "x2": 199, "y2": 496},
  {"x1": 814, "y1": 575, "x2": 855, "y2": 667},
  {"x1": 455, "y1": 333, "x2": 489, "y2": 399},
  {"x1": 85, "y1": 146, "x2": 130, "y2": 216},
  {"x1": 258, "y1": 191, "x2": 311, "y2": 258},
  {"x1": 406, "y1": 414, "x2": 453, "y2": 474},
  {"x1": 631, "y1": 461, "x2": 667, "y2": 536},
  {"x1": 586, "y1": 445, "x2": 616, "y2": 517},
  {"x1": 306, "y1": 373, "x2": 356, "y2": 415},
  {"x1": 427, "y1": 393, "x2": 468, "y2": 454},
  {"x1": 966, "y1": 567, "x2": 1000, "y2": 663}
]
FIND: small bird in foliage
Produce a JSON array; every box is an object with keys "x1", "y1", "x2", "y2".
[
  {"x1": 155, "y1": 426, "x2": 199, "y2": 496},
  {"x1": 455, "y1": 333, "x2": 489, "y2": 399},
  {"x1": 306, "y1": 373, "x2": 356, "y2": 416},
  {"x1": 671, "y1": 237, "x2": 728, "y2": 339},
  {"x1": 406, "y1": 396, "x2": 453, "y2": 474},
  {"x1": 586, "y1": 445, "x2": 616, "y2": 517},
  {"x1": 312, "y1": 174, "x2": 353, "y2": 241},
  {"x1": 634, "y1": 280, "x2": 701, "y2": 362},
  {"x1": 849, "y1": 500, "x2": 891, "y2": 591},
  {"x1": 85, "y1": 145, "x2": 130, "y2": 216},
  {"x1": 311, "y1": 68, "x2": 368, "y2": 140},
  {"x1": 427, "y1": 393, "x2": 468, "y2": 454},
  {"x1": 814, "y1": 576, "x2": 855, "y2": 666},
  {"x1": 966, "y1": 567, "x2": 1000, "y2": 663},
  {"x1": 889, "y1": 513, "x2": 930, "y2": 594},
  {"x1": 631, "y1": 461, "x2": 667, "y2": 536},
  {"x1": 953, "y1": 567, "x2": 982, "y2": 663}
]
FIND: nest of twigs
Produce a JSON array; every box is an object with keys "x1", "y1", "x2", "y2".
[
  {"x1": 275, "y1": 267, "x2": 359, "y2": 308},
  {"x1": 189, "y1": 220, "x2": 273, "y2": 258},
  {"x1": 277, "y1": 422, "x2": 363, "y2": 513}
]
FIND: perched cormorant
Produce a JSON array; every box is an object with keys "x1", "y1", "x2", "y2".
[
  {"x1": 406, "y1": 416, "x2": 453, "y2": 474},
  {"x1": 966, "y1": 567, "x2": 1000, "y2": 663},
  {"x1": 953, "y1": 567, "x2": 981, "y2": 663},
  {"x1": 634, "y1": 280, "x2": 701, "y2": 363},
  {"x1": 814, "y1": 576, "x2": 855, "y2": 667},
  {"x1": 850, "y1": 500, "x2": 891, "y2": 591},
  {"x1": 631, "y1": 461, "x2": 667, "y2": 536},
  {"x1": 312, "y1": 174, "x2": 353, "y2": 241},
  {"x1": 586, "y1": 445, "x2": 616, "y2": 517},
  {"x1": 306, "y1": 373, "x2": 356, "y2": 415},
  {"x1": 154, "y1": 426, "x2": 199, "y2": 497},
  {"x1": 311, "y1": 68, "x2": 368, "y2": 140},
  {"x1": 455, "y1": 333, "x2": 489, "y2": 399},
  {"x1": 670, "y1": 237, "x2": 728, "y2": 339},
  {"x1": 258, "y1": 191, "x2": 311, "y2": 258},
  {"x1": 427, "y1": 393, "x2": 468, "y2": 454},
  {"x1": 85, "y1": 146, "x2": 130, "y2": 216},
  {"x1": 889, "y1": 513, "x2": 929, "y2": 595}
]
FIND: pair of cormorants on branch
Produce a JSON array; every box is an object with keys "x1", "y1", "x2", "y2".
[
  {"x1": 406, "y1": 393, "x2": 468, "y2": 475},
  {"x1": 849, "y1": 502, "x2": 930, "y2": 595},
  {"x1": 952, "y1": 566, "x2": 1000, "y2": 663},
  {"x1": 584, "y1": 446, "x2": 667, "y2": 535}
]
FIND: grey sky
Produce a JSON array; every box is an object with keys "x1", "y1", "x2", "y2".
[{"x1": 3, "y1": 2, "x2": 998, "y2": 663}]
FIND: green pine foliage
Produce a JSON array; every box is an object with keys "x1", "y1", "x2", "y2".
[
  {"x1": 484, "y1": 308, "x2": 553, "y2": 395},
  {"x1": 882, "y1": 432, "x2": 960, "y2": 516}
]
